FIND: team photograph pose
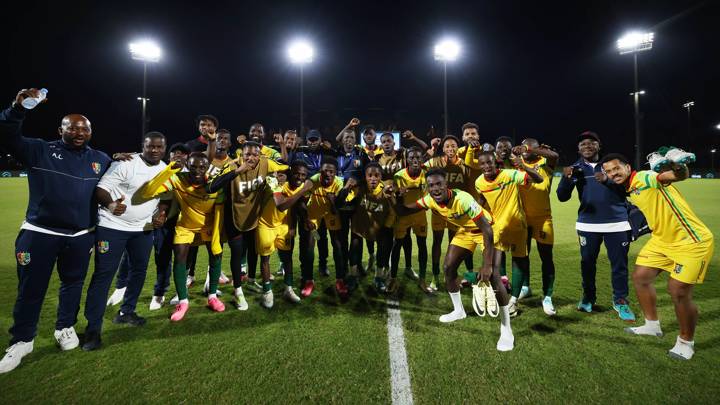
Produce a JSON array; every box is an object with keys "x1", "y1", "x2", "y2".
[{"x1": 599, "y1": 153, "x2": 713, "y2": 360}]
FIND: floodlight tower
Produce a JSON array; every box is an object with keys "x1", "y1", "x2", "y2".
[
  {"x1": 434, "y1": 38, "x2": 460, "y2": 136},
  {"x1": 617, "y1": 31, "x2": 654, "y2": 168},
  {"x1": 683, "y1": 101, "x2": 695, "y2": 139},
  {"x1": 129, "y1": 40, "x2": 162, "y2": 136},
  {"x1": 287, "y1": 40, "x2": 314, "y2": 137}
]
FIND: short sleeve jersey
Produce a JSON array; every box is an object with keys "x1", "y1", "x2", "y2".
[
  {"x1": 416, "y1": 189, "x2": 492, "y2": 229},
  {"x1": 393, "y1": 168, "x2": 426, "y2": 208},
  {"x1": 378, "y1": 149, "x2": 406, "y2": 182},
  {"x1": 308, "y1": 173, "x2": 344, "y2": 214},
  {"x1": 518, "y1": 156, "x2": 553, "y2": 218},
  {"x1": 627, "y1": 170, "x2": 711, "y2": 245},
  {"x1": 475, "y1": 169, "x2": 528, "y2": 227},
  {"x1": 259, "y1": 180, "x2": 303, "y2": 228}
]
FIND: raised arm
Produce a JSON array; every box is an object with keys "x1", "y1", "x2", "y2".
[
  {"x1": 511, "y1": 150, "x2": 543, "y2": 184},
  {"x1": 0, "y1": 89, "x2": 48, "y2": 165},
  {"x1": 205, "y1": 130, "x2": 217, "y2": 162},
  {"x1": 533, "y1": 144, "x2": 559, "y2": 168},
  {"x1": 657, "y1": 162, "x2": 689, "y2": 185},
  {"x1": 335, "y1": 117, "x2": 360, "y2": 143},
  {"x1": 275, "y1": 180, "x2": 314, "y2": 211},
  {"x1": 138, "y1": 162, "x2": 181, "y2": 199},
  {"x1": 556, "y1": 167, "x2": 577, "y2": 202},
  {"x1": 401, "y1": 130, "x2": 428, "y2": 150}
]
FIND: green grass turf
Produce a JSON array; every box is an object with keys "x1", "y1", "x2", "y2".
[{"x1": 0, "y1": 177, "x2": 719, "y2": 403}]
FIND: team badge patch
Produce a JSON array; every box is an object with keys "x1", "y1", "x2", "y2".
[
  {"x1": 674, "y1": 264, "x2": 683, "y2": 274},
  {"x1": 16, "y1": 251, "x2": 31, "y2": 266},
  {"x1": 579, "y1": 236, "x2": 587, "y2": 246},
  {"x1": 91, "y1": 162, "x2": 102, "y2": 174},
  {"x1": 97, "y1": 240, "x2": 110, "y2": 254}
]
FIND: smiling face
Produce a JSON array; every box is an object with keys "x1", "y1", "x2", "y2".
[
  {"x1": 495, "y1": 140, "x2": 512, "y2": 160},
  {"x1": 521, "y1": 138, "x2": 539, "y2": 161},
  {"x1": 407, "y1": 149, "x2": 423, "y2": 173},
  {"x1": 284, "y1": 131, "x2": 298, "y2": 149},
  {"x1": 290, "y1": 165, "x2": 308, "y2": 188},
  {"x1": 320, "y1": 163, "x2": 336, "y2": 186},
  {"x1": 602, "y1": 159, "x2": 632, "y2": 185},
  {"x1": 442, "y1": 139, "x2": 458, "y2": 160},
  {"x1": 170, "y1": 150, "x2": 188, "y2": 167},
  {"x1": 427, "y1": 173, "x2": 448, "y2": 204},
  {"x1": 242, "y1": 145, "x2": 261, "y2": 170},
  {"x1": 380, "y1": 133, "x2": 395, "y2": 154},
  {"x1": 462, "y1": 127, "x2": 479, "y2": 144},
  {"x1": 198, "y1": 119, "x2": 216, "y2": 137},
  {"x1": 59, "y1": 115, "x2": 92, "y2": 149},
  {"x1": 142, "y1": 136, "x2": 166, "y2": 164},
  {"x1": 478, "y1": 153, "x2": 498, "y2": 178},
  {"x1": 187, "y1": 155, "x2": 209, "y2": 184},
  {"x1": 578, "y1": 138, "x2": 600, "y2": 160},
  {"x1": 216, "y1": 132, "x2": 232, "y2": 154},
  {"x1": 249, "y1": 124, "x2": 264, "y2": 143}
]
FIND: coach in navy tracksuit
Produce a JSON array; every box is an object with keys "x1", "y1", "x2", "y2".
[
  {"x1": 556, "y1": 131, "x2": 635, "y2": 321},
  {"x1": 0, "y1": 89, "x2": 110, "y2": 373}
]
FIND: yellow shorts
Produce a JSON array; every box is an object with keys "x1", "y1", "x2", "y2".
[
  {"x1": 494, "y1": 223, "x2": 528, "y2": 257},
  {"x1": 174, "y1": 225, "x2": 212, "y2": 246},
  {"x1": 526, "y1": 215, "x2": 554, "y2": 245},
  {"x1": 450, "y1": 227, "x2": 485, "y2": 252},
  {"x1": 256, "y1": 223, "x2": 292, "y2": 256},
  {"x1": 308, "y1": 211, "x2": 341, "y2": 231},
  {"x1": 431, "y1": 211, "x2": 459, "y2": 232},
  {"x1": 635, "y1": 236, "x2": 714, "y2": 284},
  {"x1": 393, "y1": 211, "x2": 428, "y2": 239}
]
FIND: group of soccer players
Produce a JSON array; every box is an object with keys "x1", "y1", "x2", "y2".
[{"x1": 0, "y1": 87, "x2": 714, "y2": 373}]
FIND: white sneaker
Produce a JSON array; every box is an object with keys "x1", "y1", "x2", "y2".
[
  {"x1": 276, "y1": 265, "x2": 285, "y2": 277},
  {"x1": 508, "y1": 300, "x2": 519, "y2": 318},
  {"x1": 149, "y1": 295, "x2": 165, "y2": 311},
  {"x1": 283, "y1": 286, "x2": 301, "y2": 303},
  {"x1": 0, "y1": 341, "x2": 34, "y2": 373},
  {"x1": 404, "y1": 267, "x2": 419, "y2": 281},
  {"x1": 233, "y1": 287, "x2": 249, "y2": 311},
  {"x1": 169, "y1": 295, "x2": 180, "y2": 305},
  {"x1": 202, "y1": 279, "x2": 222, "y2": 296},
  {"x1": 218, "y1": 272, "x2": 230, "y2": 285},
  {"x1": 664, "y1": 147, "x2": 696, "y2": 165},
  {"x1": 260, "y1": 290, "x2": 274, "y2": 309},
  {"x1": 542, "y1": 296, "x2": 556, "y2": 316},
  {"x1": 106, "y1": 287, "x2": 126, "y2": 306},
  {"x1": 496, "y1": 327, "x2": 515, "y2": 352},
  {"x1": 625, "y1": 323, "x2": 663, "y2": 337},
  {"x1": 518, "y1": 286, "x2": 532, "y2": 300},
  {"x1": 185, "y1": 275, "x2": 195, "y2": 287},
  {"x1": 439, "y1": 310, "x2": 466, "y2": 323},
  {"x1": 245, "y1": 279, "x2": 263, "y2": 294},
  {"x1": 647, "y1": 152, "x2": 669, "y2": 172},
  {"x1": 54, "y1": 327, "x2": 79, "y2": 351},
  {"x1": 668, "y1": 336, "x2": 694, "y2": 360}
]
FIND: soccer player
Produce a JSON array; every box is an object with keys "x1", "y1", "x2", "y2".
[
  {"x1": 475, "y1": 151, "x2": 543, "y2": 316},
  {"x1": 208, "y1": 141, "x2": 289, "y2": 309},
  {"x1": 424, "y1": 135, "x2": 472, "y2": 293},
  {"x1": 139, "y1": 152, "x2": 225, "y2": 321},
  {"x1": 398, "y1": 168, "x2": 514, "y2": 351},
  {"x1": 186, "y1": 114, "x2": 219, "y2": 153},
  {"x1": 237, "y1": 123, "x2": 283, "y2": 161},
  {"x1": 81, "y1": 131, "x2": 170, "y2": 350},
  {"x1": 600, "y1": 154, "x2": 714, "y2": 360},
  {"x1": 517, "y1": 139, "x2": 559, "y2": 315},
  {"x1": 389, "y1": 147, "x2": 429, "y2": 293},
  {"x1": 556, "y1": 131, "x2": 635, "y2": 321},
  {"x1": 0, "y1": 88, "x2": 111, "y2": 373},
  {"x1": 495, "y1": 136, "x2": 515, "y2": 169},
  {"x1": 335, "y1": 162, "x2": 394, "y2": 291},
  {"x1": 299, "y1": 157, "x2": 349, "y2": 297},
  {"x1": 256, "y1": 162, "x2": 314, "y2": 303}
]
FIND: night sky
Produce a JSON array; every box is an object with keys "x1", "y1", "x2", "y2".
[{"x1": 3, "y1": 0, "x2": 719, "y2": 167}]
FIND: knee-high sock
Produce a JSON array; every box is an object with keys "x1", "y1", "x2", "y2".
[
  {"x1": 511, "y1": 257, "x2": 530, "y2": 298},
  {"x1": 279, "y1": 249, "x2": 293, "y2": 287},
  {"x1": 208, "y1": 255, "x2": 222, "y2": 295},
  {"x1": 173, "y1": 262, "x2": 189, "y2": 300}
]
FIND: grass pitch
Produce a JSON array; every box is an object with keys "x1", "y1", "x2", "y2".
[{"x1": 0, "y1": 178, "x2": 719, "y2": 403}]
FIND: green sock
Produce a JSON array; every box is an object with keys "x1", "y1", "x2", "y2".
[
  {"x1": 284, "y1": 273, "x2": 293, "y2": 287},
  {"x1": 208, "y1": 256, "x2": 221, "y2": 294},
  {"x1": 511, "y1": 257, "x2": 529, "y2": 297},
  {"x1": 463, "y1": 271, "x2": 478, "y2": 284},
  {"x1": 173, "y1": 262, "x2": 189, "y2": 300},
  {"x1": 263, "y1": 281, "x2": 273, "y2": 292}
]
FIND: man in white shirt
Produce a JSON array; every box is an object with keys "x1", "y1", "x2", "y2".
[{"x1": 82, "y1": 132, "x2": 168, "y2": 350}]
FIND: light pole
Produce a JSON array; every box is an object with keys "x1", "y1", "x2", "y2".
[
  {"x1": 434, "y1": 39, "x2": 460, "y2": 136},
  {"x1": 711, "y1": 148, "x2": 717, "y2": 173},
  {"x1": 618, "y1": 31, "x2": 654, "y2": 169},
  {"x1": 683, "y1": 101, "x2": 695, "y2": 139},
  {"x1": 129, "y1": 40, "x2": 162, "y2": 137},
  {"x1": 287, "y1": 40, "x2": 314, "y2": 137}
]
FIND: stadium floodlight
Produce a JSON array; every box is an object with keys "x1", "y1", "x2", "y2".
[
  {"x1": 129, "y1": 40, "x2": 162, "y2": 63},
  {"x1": 716, "y1": 124, "x2": 720, "y2": 130},
  {"x1": 618, "y1": 30, "x2": 654, "y2": 169},
  {"x1": 434, "y1": 38, "x2": 461, "y2": 136},
  {"x1": 434, "y1": 39, "x2": 461, "y2": 62},
  {"x1": 629, "y1": 90, "x2": 646, "y2": 96},
  {"x1": 683, "y1": 101, "x2": 695, "y2": 108},
  {"x1": 129, "y1": 39, "x2": 162, "y2": 137},
  {"x1": 617, "y1": 31, "x2": 654, "y2": 55},
  {"x1": 287, "y1": 40, "x2": 314, "y2": 65},
  {"x1": 683, "y1": 101, "x2": 696, "y2": 138}
]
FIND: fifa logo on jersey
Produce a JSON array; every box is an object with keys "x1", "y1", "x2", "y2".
[
  {"x1": 97, "y1": 240, "x2": 110, "y2": 254},
  {"x1": 674, "y1": 264, "x2": 683, "y2": 274},
  {"x1": 361, "y1": 199, "x2": 383, "y2": 212},
  {"x1": 237, "y1": 176, "x2": 265, "y2": 193},
  {"x1": 91, "y1": 162, "x2": 102, "y2": 174},
  {"x1": 16, "y1": 251, "x2": 31, "y2": 266},
  {"x1": 446, "y1": 172, "x2": 464, "y2": 184}
]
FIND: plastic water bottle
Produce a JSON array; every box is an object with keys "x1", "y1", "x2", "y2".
[{"x1": 21, "y1": 88, "x2": 48, "y2": 109}]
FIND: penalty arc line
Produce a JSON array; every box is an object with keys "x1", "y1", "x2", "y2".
[{"x1": 386, "y1": 298, "x2": 414, "y2": 405}]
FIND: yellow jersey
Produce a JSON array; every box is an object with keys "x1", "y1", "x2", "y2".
[
  {"x1": 234, "y1": 146, "x2": 281, "y2": 161},
  {"x1": 424, "y1": 156, "x2": 471, "y2": 192},
  {"x1": 308, "y1": 173, "x2": 344, "y2": 214},
  {"x1": 475, "y1": 169, "x2": 528, "y2": 227},
  {"x1": 393, "y1": 167, "x2": 426, "y2": 208},
  {"x1": 519, "y1": 156, "x2": 553, "y2": 218},
  {"x1": 364, "y1": 145, "x2": 384, "y2": 160},
  {"x1": 259, "y1": 180, "x2": 303, "y2": 228},
  {"x1": 416, "y1": 189, "x2": 492, "y2": 229},
  {"x1": 627, "y1": 170, "x2": 712, "y2": 245},
  {"x1": 378, "y1": 149, "x2": 406, "y2": 182}
]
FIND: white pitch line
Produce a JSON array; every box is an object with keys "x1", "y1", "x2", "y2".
[{"x1": 386, "y1": 298, "x2": 414, "y2": 405}]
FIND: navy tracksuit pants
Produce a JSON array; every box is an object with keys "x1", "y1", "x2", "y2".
[
  {"x1": 577, "y1": 230, "x2": 630, "y2": 303},
  {"x1": 115, "y1": 218, "x2": 175, "y2": 296},
  {"x1": 10, "y1": 230, "x2": 94, "y2": 344},
  {"x1": 84, "y1": 226, "x2": 153, "y2": 333}
]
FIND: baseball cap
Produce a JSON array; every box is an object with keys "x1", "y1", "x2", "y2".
[
  {"x1": 578, "y1": 131, "x2": 600, "y2": 143},
  {"x1": 306, "y1": 129, "x2": 321, "y2": 141}
]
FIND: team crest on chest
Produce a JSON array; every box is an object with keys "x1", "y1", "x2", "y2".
[
  {"x1": 97, "y1": 240, "x2": 110, "y2": 254},
  {"x1": 16, "y1": 251, "x2": 31, "y2": 266},
  {"x1": 91, "y1": 162, "x2": 102, "y2": 174}
]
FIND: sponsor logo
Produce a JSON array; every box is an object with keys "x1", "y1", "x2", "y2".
[
  {"x1": 91, "y1": 162, "x2": 102, "y2": 174},
  {"x1": 579, "y1": 236, "x2": 587, "y2": 246},
  {"x1": 674, "y1": 264, "x2": 683, "y2": 274},
  {"x1": 622, "y1": 241, "x2": 629, "y2": 247},
  {"x1": 97, "y1": 240, "x2": 110, "y2": 254},
  {"x1": 16, "y1": 251, "x2": 31, "y2": 266},
  {"x1": 51, "y1": 152, "x2": 64, "y2": 160}
]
